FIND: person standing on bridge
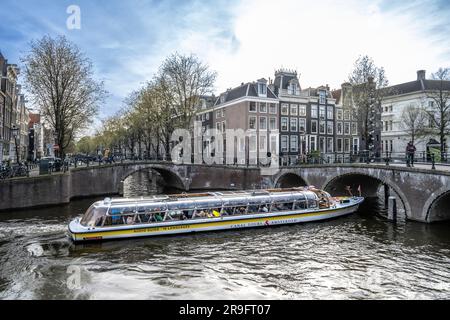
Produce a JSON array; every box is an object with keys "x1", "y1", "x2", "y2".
[{"x1": 406, "y1": 141, "x2": 416, "y2": 167}]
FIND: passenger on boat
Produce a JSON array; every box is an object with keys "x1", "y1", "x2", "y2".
[
  {"x1": 155, "y1": 212, "x2": 164, "y2": 222},
  {"x1": 126, "y1": 216, "x2": 135, "y2": 225},
  {"x1": 212, "y1": 209, "x2": 221, "y2": 218},
  {"x1": 260, "y1": 205, "x2": 269, "y2": 213}
]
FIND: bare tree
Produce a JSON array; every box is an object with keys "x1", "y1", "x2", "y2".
[
  {"x1": 400, "y1": 103, "x2": 430, "y2": 145},
  {"x1": 348, "y1": 55, "x2": 390, "y2": 157},
  {"x1": 425, "y1": 67, "x2": 450, "y2": 156},
  {"x1": 160, "y1": 53, "x2": 216, "y2": 130},
  {"x1": 22, "y1": 35, "x2": 106, "y2": 158}
]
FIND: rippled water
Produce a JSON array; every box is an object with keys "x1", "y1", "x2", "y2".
[{"x1": 0, "y1": 171, "x2": 449, "y2": 300}]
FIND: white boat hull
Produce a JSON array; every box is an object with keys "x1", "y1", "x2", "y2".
[{"x1": 69, "y1": 198, "x2": 363, "y2": 242}]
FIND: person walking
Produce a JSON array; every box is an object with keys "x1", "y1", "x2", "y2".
[{"x1": 406, "y1": 141, "x2": 416, "y2": 167}]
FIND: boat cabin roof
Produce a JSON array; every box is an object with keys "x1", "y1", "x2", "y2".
[{"x1": 92, "y1": 187, "x2": 326, "y2": 212}]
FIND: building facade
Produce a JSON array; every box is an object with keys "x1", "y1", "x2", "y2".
[
  {"x1": 272, "y1": 69, "x2": 340, "y2": 165},
  {"x1": 196, "y1": 79, "x2": 279, "y2": 165},
  {"x1": 381, "y1": 70, "x2": 450, "y2": 157}
]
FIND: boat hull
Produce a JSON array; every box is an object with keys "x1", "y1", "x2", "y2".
[{"x1": 69, "y1": 198, "x2": 363, "y2": 242}]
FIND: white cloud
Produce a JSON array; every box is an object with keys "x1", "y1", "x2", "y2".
[{"x1": 189, "y1": 0, "x2": 450, "y2": 92}]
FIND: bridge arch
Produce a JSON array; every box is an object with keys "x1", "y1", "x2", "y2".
[
  {"x1": 423, "y1": 188, "x2": 450, "y2": 222},
  {"x1": 120, "y1": 165, "x2": 187, "y2": 192},
  {"x1": 274, "y1": 172, "x2": 310, "y2": 188},
  {"x1": 322, "y1": 171, "x2": 412, "y2": 219}
]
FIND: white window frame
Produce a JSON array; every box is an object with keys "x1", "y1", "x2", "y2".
[
  {"x1": 327, "y1": 121, "x2": 334, "y2": 135},
  {"x1": 281, "y1": 117, "x2": 289, "y2": 132},
  {"x1": 249, "y1": 102, "x2": 257, "y2": 113},
  {"x1": 290, "y1": 104, "x2": 298, "y2": 116},
  {"x1": 269, "y1": 103, "x2": 277, "y2": 114},
  {"x1": 281, "y1": 103, "x2": 289, "y2": 115},
  {"x1": 290, "y1": 135, "x2": 298, "y2": 153},
  {"x1": 259, "y1": 102, "x2": 267, "y2": 113},
  {"x1": 337, "y1": 122, "x2": 343, "y2": 135},
  {"x1": 249, "y1": 116, "x2": 257, "y2": 130},
  {"x1": 259, "y1": 116, "x2": 267, "y2": 131},
  {"x1": 281, "y1": 135, "x2": 289, "y2": 153},
  {"x1": 299, "y1": 105, "x2": 307, "y2": 117},
  {"x1": 269, "y1": 117, "x2": 277, "y2": 130},
  {"x1": 290, "y1": 118, "x2": 298, "y2": 132},
  {"x1": 311, "y1": 105, "x2": 318, "y2": 118},
  {"x1": 311, "y1": 120, "x2": 318, "y2": 134},
  {"x1": 319, "y1": 121, "x2": 326, "y2": 134},
  {"x1": 299, "y1": 118, "x2": 306, "y2": 133}
]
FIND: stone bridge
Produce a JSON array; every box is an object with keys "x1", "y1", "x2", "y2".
[{"x1": 1, "y1": 161, "x2": 449, "y2": 223}]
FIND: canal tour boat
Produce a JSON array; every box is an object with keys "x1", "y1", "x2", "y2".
[{"x1": 68, "y1": 187, "x2": 364, "y2": 242}]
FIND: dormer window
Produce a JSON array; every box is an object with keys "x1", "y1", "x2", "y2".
[
  {"x1": 288, "y1": 81, "x2": 299, "y2": 95},
  {"x1": 319, "y1": 90, "x2": 327, "y2": 105},
  {"x1": 258, "y1": 83, "x2": 267, "y2": 96},
  {"x1": 220, "y1": 95, "x2": 225, "y2": 104},
  {"x1": 257, "y1": 78, "x2": 267, "y2": 97}
]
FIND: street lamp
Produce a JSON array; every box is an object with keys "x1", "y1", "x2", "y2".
[{"x1": 11, "y1": 125, "x2": 20, "y2": 164}]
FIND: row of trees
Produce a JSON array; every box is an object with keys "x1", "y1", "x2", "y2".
[{"x1": 81, "y1": 53, "x2": 217, "y2": 159}]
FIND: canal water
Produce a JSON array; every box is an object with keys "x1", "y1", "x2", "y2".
[{"x1": 0, "y1": 171, "x2": 449, "y2": 300}]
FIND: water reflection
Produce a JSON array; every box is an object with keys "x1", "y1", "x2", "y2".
[{"x1": 0, "y1": 171, "x2": 449, "y2": 300}]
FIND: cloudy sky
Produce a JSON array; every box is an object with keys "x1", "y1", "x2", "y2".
[{"x1": 1, "y1": 0, "x2": 449, "y2": 122}]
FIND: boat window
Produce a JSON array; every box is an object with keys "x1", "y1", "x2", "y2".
[
  {"x1": 271, "y1": 202, "x2": 294, "y2": 212},
  {"x1": 109, "y1": 206, "x2": 136, "y2": 215},
  {"x1": 294, "y1": 200, "x2": 307, "y2": 210},
  {"x1": 80, "y1": 205, "x2": 108, "y2": 227},
  {"x1": 258, "y1": 204, "x2": 271, "y2": 213}
]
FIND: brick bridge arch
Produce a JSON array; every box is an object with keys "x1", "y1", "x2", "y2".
[
  {"x1": 321, "y1": 171, "x2": 412, "y2": 219},
  {"x1": 120, "y1": 163, "x2": 188, "y2": 192}
]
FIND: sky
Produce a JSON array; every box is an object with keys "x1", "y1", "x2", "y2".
[{"x1": 1, "y1": 0, "x2": 449, "y2": 126}]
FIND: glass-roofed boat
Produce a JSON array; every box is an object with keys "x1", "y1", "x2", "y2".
[{"x1": 68, "y1": 187, "x2": 364, "y2": 242}]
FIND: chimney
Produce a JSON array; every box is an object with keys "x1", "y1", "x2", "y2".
[{"x1": 417, "y1": 70, "x2": 426, "y2": 81}]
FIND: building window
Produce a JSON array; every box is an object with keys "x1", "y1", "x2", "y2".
[
  {"x1": 290, "y1": 135, "x2": 298, "y2": 152},
  {"x1": 281, "y1": 135, "x2": 289, "y2": 153},
  {"x1": 206, "y1": 113, "x2": 210, "y2": 120},
  {"x1": 327, "y1": 121, "x2": 334, "y2": 135},
  {"x1": 311, "y1": 120, "x2": 318, "y2": 134},
  {"x1": 352, "y1": 138, "x2": 359, "y2": 153},
  {"x1": 258, "y1": 83, "x2": 267, "y2": 96},
  {"x1": 222, "y1": 121, "x2": 226, "y2": 132},
  {"x1": 319, "y1": 106, "x2": 326, "y2": 119},
  {"x1": 259, "y1": 116, "x2": 267, "y2": 130},
  {"x1": 249, "y1": 116, "x2": 257, "y2": 130},
  {"x1": 337, "y1": 109, "x2": 343, "y2": 120},
  {"x1": 337, "y1": 122, "x2": 343, "y2": 135},
  {"x1": 281, "y1": 117, "x2": 289, "y2": 131},
  {"x1": 337, "y1": 138, "x2": 343, "y2": 152},
  {"x1": 310, "y1": 136, "x2": 317, "y2": 151},
  {"x1": 344, "y1": 122, "x2": 350, "y2": 135},
  {"x1": 351, "y1": 123, "x2": 357, "y2": 135},
  {"x1": 319, "y1": 121, "x2": 326, "y2": 134},
  {"x1": 311, "y1": 105, "x2": 318, "y2": 118},
  {"x1": 269, "y1": 117, "x2": 277, "y2": 130},
  {"x1": 260, "y1": 135, "x2": 267, "y2": 151},
  {"x1": 319, "y1": 137, "x2": 325, "y2": 152},
  {"x1": 327, "y1": 106, "x2": 334, "y2": 120},
  {"x1": 259, "y1": 102, "x2": 267, "y2": 113},
  {"x1": 269, "y1": 103, "x2": 277, "y2": 114},
  {"x1": 344, "y1": 110, "x2": 350, "y2": 121},
  {"x1": 429, "y1": 101, "x2": 434, "y2": 108},
  {"x1": 290, "y1": 118, "x2": 298, "y2": 132},
  {"x1": 249, "y1": 102, "x2": 257, "y2": 112},
  {"x1": 299, "y1": 105, "x2": 306, "y2": 117},
  {"x1": 319, "y1": 90, "x2": 326, "y2": 105},
  {"x1": 216, "y1": 122, "x2": 221, "y2": 132},
  {"x1": 327, "y1": 137, "x2": 334, "y2": 153},
  {"x1": 290, "y1": 104, "x2": 298, "y2": 116},
  {"x1": 299, "y1": 118, "x2": 306, "y2": 133},
  {"x1": 344, "y1": 138, "x2": 351, "y2": 152},
  {"x1": 281, "y1": 104, "x2": 289, "y2": 115}
]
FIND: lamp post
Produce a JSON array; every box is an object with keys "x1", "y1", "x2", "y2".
[{"x1": 11, "y1": 125, "x2": 20, "y2": 164}]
